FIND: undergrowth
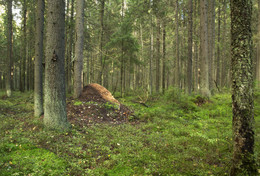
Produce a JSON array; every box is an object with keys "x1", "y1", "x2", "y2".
[{"x1": 0, "y1": 89, "x2": 259, "y2": 175}]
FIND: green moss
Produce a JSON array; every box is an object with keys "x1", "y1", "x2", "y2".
[
  {"x1": 0, "y1": 143, "x2": 67, "y2": 176},
  {"x1": 0, "y1": 90, "x2": 259, "y2": 175}
]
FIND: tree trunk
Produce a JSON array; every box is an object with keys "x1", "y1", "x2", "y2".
[
  {"x1": 156, "y1": 17, "x2": 160, "y2": 93},
  {"x1": 149, "y1": 3, "x2": 153, "y2": 95},
  {"x1": 194, "y1": 0, "x2": 198, "y2": 92},
  {"x1": 221, "y1": 0, "x2": 227, "y2": 87},
  {"x1": 67, "y1": 0, "x2": 74, "y2": 93},
  {"x1": 256, "y1": 0, "x2": 260, "y2": 89},
  {"x1": 87, "y1": 53, "x2": 90, "y2": 85},
  {"x1": 230, "y1": 0, "x2": 257, "y2": 175},
  {"x1": 6, "y1": 0, "x2": 12, "y2": 97},
  {"x1": 44, "y1": 0, "x2": 70, "y2": 131},
  {"x1": 34, "y1": 0, "x2": 44, "y2": 117},
  {"x1": 73, "y1": 0, "x2": 84, "y2": 98},
  {"x1": 99, "y1": 0, "x2": 105, "y2": 85},
  {"x1": 187, "y1": 0, "x2": 193, "y2": 94},
  {"x1": 120, "y1": 0, "x2": 125, "y2": 97},
  {"x1": 20, "y1": 0, "x2": 27, "y2": 93},
  {"x1": 121, "y1": 41, "x2": 124, "y2": 97},
  {"x1": 162, "y1": 22, "x2": 166, "y2": 94},
  {"x1": 175, "y1": 0, "x2": 180, "y2": 88},
  {"x1": 216, "y1": 1, "x2": 221, "y2": 88},
  {"x1": 208, "y1": 0, "x2": 215, "y2": 93},
  {"x1": 199, "y1": 0, "x2": 210, "y2": 97}
]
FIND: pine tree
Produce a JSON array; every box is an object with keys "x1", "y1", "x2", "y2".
[
  {"x1": 230, "y1": 0, "x2": 257, "y2": 175},
  {"x1": 73, "y1": 0, "x2": 84, "y2": 98},
  {"x1": 44, "y1": 0, "x2": 70, "y2": 130},
  {"x1": 6, "y1": 0, "x2": 12, "y2": 97},
  {"x1": 34, "y1": 0, "x2": 44, "y2": 117}
]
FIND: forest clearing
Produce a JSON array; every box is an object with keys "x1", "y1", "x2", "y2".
[
  {"x1": 0, "y1": 89, "x2": 259, "y2": 175},
  {"x1": 1, "y1": 0, "x2": 260, "y2": 175}
]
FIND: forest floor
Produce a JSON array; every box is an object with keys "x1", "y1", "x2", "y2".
[{"x1": 0, "y1": 88, "x2": 259, "y2": 176}]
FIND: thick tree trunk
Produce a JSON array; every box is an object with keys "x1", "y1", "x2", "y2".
[
  {"x1": 44, "y1": 0, "x2": 70, "y2": 131},
  {"x1": 34, "y1": 0, "x2": 44, "y2": 117},
  {"x1": 256, "y1": 1, "x2": 260, "y2": 89},
  {"x1": 187, "y1": 0, "x2": 193, "y2": 94},
  {"x1": 6, "y1": 0, "x2": 12, "y2": 97},
  {"x1": 230, "y1": 0, "x2": 257, "y2": 175},
  {"x1": 199, "y1": 0, "x2": 210, "y2": 97},
  {"x1": 73, "y1": 0, "x2": 84, "y2": 98}
]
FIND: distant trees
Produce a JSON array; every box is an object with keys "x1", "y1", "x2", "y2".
[
  {"x1": 230, "y1": 0, "x2": 257, "y2": 175},
  {"x1": 0, "y1": 0, "x2": 259, "y2": 99},
  {"x1": 44, "y1": 0, "x2": 70, "y2": 130}
]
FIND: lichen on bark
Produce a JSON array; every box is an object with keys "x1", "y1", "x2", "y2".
[{"x1": 230, "y1": 0, "x2": 257, "y2": 175}]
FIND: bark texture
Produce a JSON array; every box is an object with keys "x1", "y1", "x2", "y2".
[
  {"x1": 256, "y1": 0, "x2": 260, "y2": 89},
  {"x1": 73, "y1": 0, "x2": 84, "y2": 98},
  {"x1": 230, "y1": 0, "x2": 257, "y2": 175},
  {"x1": 34, "y1": 0, "x2": 44, "y2": 117},
  {"x1": 44, "y1": 0, "x2": 70, "y2": 131}
]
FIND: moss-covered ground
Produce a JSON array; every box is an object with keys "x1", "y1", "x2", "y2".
[{"x1": 0, "y1": 89, "x2": 259, "y2": 175}]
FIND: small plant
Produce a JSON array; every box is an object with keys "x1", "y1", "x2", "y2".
[{"x1": 73, "y1": 101, "x2": 83, "y2": 106}]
